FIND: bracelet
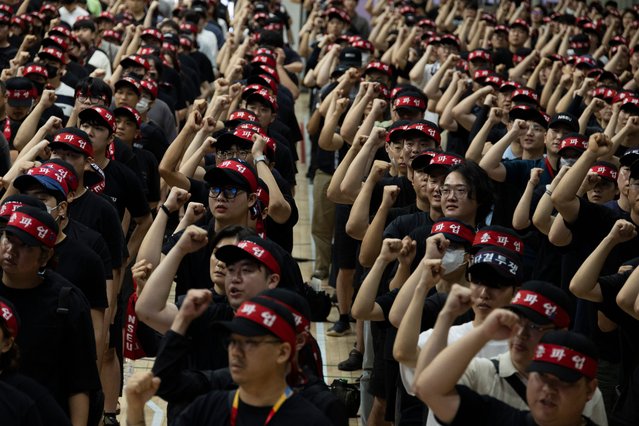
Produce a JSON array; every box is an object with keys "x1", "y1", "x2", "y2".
[
  {"x1": 545, "y1": 189, "x2": 552, "y2": 196},
  {"x1": 160, "y1": 204, "x2": 171, "y2": 216}
]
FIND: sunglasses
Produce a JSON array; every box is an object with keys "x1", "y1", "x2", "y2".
[{"x1": 209, "y1": 186, "x2": 244, "y2": 200}]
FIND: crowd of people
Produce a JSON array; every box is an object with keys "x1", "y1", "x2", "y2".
[{"x1": 0, "y1": 0, "x2": 638, "y2": 425}]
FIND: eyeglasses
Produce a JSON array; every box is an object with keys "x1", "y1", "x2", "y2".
[
  {"x1": 440, "y1": 185, "x2": 469, "y2": 198},
  {"x1": 209, "y1": 187, "x2": 244, "y2": 200},
  {"x1": 224, "y1": 337, "x2": 282, "y2": 352},
  {"x1": 518, "y1": 318, "x2": 555, "y2": 335},
  {"x1": 77, "y1": 96, "x2": 106, "y2": 106},
  {"x1": 217, "y1": 150, "x2": 251, "y2": 161}
]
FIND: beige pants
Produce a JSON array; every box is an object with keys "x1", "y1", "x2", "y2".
[{"x1": 311, "y1": 170, "x2": 335, "y2": 275}]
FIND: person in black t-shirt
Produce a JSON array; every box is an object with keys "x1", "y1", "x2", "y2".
[
  {"x1": 416, "y1": 310, "x2": 601, "y2": 426},
  {"x1": 0, "y1": 297, "x2": 71, "y2": 425},
  {"x1": 127, "y1": 295, "x2": 331, "y2": 426},
  {"x1": 113, "y1": 105, "x2": 161, "y2": 208},
  {"x1": 0, "y1": 206, "x2": 100, "y2": 423},
  {"x1": 13, "y1": 163, "x2": 108, "y2": 367}
]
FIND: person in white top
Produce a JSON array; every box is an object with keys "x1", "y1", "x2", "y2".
[
  {"x1": 458, "y1": 281, "x2": 608, "y2": 425},
  {"x1": 58, "y1": 0, "x2": 89, "y2": 26}
]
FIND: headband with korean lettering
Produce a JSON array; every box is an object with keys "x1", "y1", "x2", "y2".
[
  {"x1": 511, "y1": 289, "x2": 570, "y2": 328},
  {"x1": 8, "y1": 211, "x2": 57, "y2": 248},
  {"x1": 534, "y1": 343, "x2": 597, "y2": 379},
  {"x1": 235, "y1": 301, "x2": 296, "y2": 357},
  {"x1": 236, "y1": 240, "x2": 280, "y2": 274},
  {"x1": 473, "y1": 230, "x2": 524, "y2": 255}
]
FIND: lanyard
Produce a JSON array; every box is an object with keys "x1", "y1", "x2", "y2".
[
  {"x1": 230, "y1": 387, "x2": 293, "y2": 426},
  {"x1": 544, "y1": 156, "x2": 555, "y2": 180}
]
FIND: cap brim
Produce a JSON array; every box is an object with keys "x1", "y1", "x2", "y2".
[
  {"x1": 216, "y1": 317, "x2": 271, "y2": 337},
  {"x1": 49, "y1": 141, "x2": 88, "y2": 156},
  {"x1": 215, "y1": 244, "x2": 260, "y2": 269},
  {"x1": 8, "y1": 99, "x2": 33, "y2": 108},
  {"x1": 468, "y1": 262, "x2": 517, "y2": 287},
  {"x1": 215, "y1": 133, "x2": 252, "y2": 151},
  {"x1": 423, "y1": 163, "x2": 452, "y2": 175},
  {"x1": 114, "y1": 81, "x2": 141, "y2": 95},
  {"x1": 13, "y1": 174, "x2": 63, "y2": 195},
  {"x1": 549, "y1": 119, "x2": 578, "y2": 133},
  {"x1": 204, "y1": 167, "x2": 251, "y2": 191},
  {"x1": 5, "y1": 227, "x2": 43, "y2": 247},
  {"x1": 114, "y1": 109, "x2": 140, "y2": 128},
  {"x1": 506, "y1": 304, "x2": 554, "y2": 326},
  {"x1": 527, "y1": 360, "x2": 582, "y2": 382},
  {"x1": 79, "y1": 108, "x2": 112, "y2": 130}
]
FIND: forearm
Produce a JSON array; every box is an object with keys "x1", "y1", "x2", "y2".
[
  {"x1": 569, "y1": 235, "x2": 615, "y2": 301},
  {"x1": 540, "y1": 67, "x2": 559, "y2": 109},
  {"x1": 389, "y1": 261, "x2": 424, "y2": 327},
  {"x1": 345, "y1": 180, "x2": 375, "y2": 240},
  {"x1": 409, "y1": 52, "x2": 430, "y2": 85},
  {"x1": 359, "y1": 206, "x2": 391, "y2": 267},
  {"x1": 414, "y1": 325, "x2": 488, "y2": 402},
  {"x1": 552, "y1": 151, "x2": 597, "y2": 212},
  {"x1": 13, "y1": 104, "x2": 45, "y2": 152},
  {"x1": 478, "y1": 132, "x2": 514, "y2": 182},
  {"x1": 439, "y1": 89, "x2": 463, "y2": 131},
  {"x1": 532, "y1": 191, "x2": 556, "y2": 235},
  {"x1": 546, "y1": 83, "x2": 566, "y2": 116},
  {"x1": 138, "y1": 210, "x2": 170, "y2": 268},
  {"x1": 340, "y1": 95, "x2": 370, "y2": 144},
  {"x1": 14, "y1": 128, "x2": 49, "y2": 163},
  {"x1": 604, "y1": 109, "x2": 619, "y2": 138},
  {"x1": 389, "y1": 261, "x2": 411, "y2": 290},
  {"x1": 276, "y1": 64, "x2": 300, "y2": 99},
  {"x1": 352, "y1": 257, "x2": 390, "y2": 320},
  {"x1": 465, "y1": 119, "x2": 493, "y2": 163},
  {"x1": 256, "y1": 162, "x2": 291, "y2": 224},
  {"x1": 512, "y1": 181, "x2": 535, "y2": 230},
  {"x1": 547, "y1": 214, "x2": 573, "y2": 247},
  {"x1": 617, "y1": 267, "x2": 639, "y2": 320},
  {"x1": 340, "y1": 142, "x2": 377, "y2": 200},
  {"x1": 178, "y1": 146, "x2": 206, "y2": 179},
  {"x1": 414, "y1": 310, "x2": 456, "y2": 383},
  {"x1": 69, "y1": 393, "x2": 90, "y2": 426},
  {"x1": 136, "y1": 247, "x2": 185, "y2": 333},
  {"x1": 127, "y1": 215, "x2": 152, "y2": 262},
  {"x1": 393, "y1": 282, "x2": 428, "y2": 367},
  {"x1": 578, "y1": 105, "x2": 594, "y2": 134}
]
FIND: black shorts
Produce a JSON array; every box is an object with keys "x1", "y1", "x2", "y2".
[
  {"x1": 368, "y1": 324, "x2": 386, "y2": 398},
  {"x1": 333, "y1": 203, "x2": 358, "y2": 270},
  {"x1": 383, "y1": 360, "x2": 399, "y2": 422}
]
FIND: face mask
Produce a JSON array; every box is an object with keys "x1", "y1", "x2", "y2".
[
  {"x1": 441, "y1": 248, "x2": 467, "y2": 274},
  {"x1": 136, "y1": 97, "x2": 150, "y2": 114},
  {"x1": 45, "y1": 64, "x2": 59, "y2": 79},
  {"x1": 361, "y1": 52, "x2": 370, "y2": 65},
  {"x1": 559, "y1": 157, "x2": 577, "y2": 170},
  {"x1": 46, "y1": 204, "x2": 59, "y2": 215}
]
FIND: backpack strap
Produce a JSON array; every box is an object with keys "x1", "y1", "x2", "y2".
[
  {"x1": 56, "y1": 286, "x2": 73, "y2": 316},
  {"x1": 491, "y1": 358, "x2": 527, "y2": 403}
]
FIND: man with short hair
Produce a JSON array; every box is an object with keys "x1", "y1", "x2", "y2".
[
  {"x1": 415, "y1": 308, "x2": 601, "y2": 426},
  {"x1": 127, "y1": 295, "x2": 331, "y2": 425}
]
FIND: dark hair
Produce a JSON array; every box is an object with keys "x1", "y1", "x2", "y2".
[
  {"x1": 75, "y1": 77, "x2": 113, "y2": 105},
  {"x1": 447, "y1": 161, "x2": 494, "y2": 225},
  {"x1": 0, "y1": 321, "x2": 20, "y2": 373},
  {"x1": 260, "y1": 30, "x2": 284, "y2": 48},
  {"x1": 209, "y1": 225, "x2": 255, "y2": 250}
]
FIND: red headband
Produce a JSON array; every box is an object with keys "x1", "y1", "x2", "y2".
[
  {"x1": 7, "y1": 89, "x2": 36, "y2": 100},
  {"x1": 511, "y1": 290, "x2": 570, "y2": 328},
  {"x1": 228, "y1": 110, "x2": 258, "y2": 122},
  {"x1": 43, "y1": 162, "x2": 79, "y2": 192},
  {"x1": 235, "y1": 301, "x2": 297, "y2": 357},
  {"x1": 405, "y1": 122, "x2": 441, "y2": 144},
  {"x1": 474, "y1": 230, "x2": 524, "y2": 254},
  {"x1": 394, "y1": 95, "x2": 426, "y2": 110},
  {"x1": 7, "y1": 211, "x2": 57, "y2": 248},
  {"x1": 261, "y1": 297, "x2": 310, "y2": 335},
  {"x1": 0, "y1": 300, "x2": 18, "y2": 338},
  {"x1": 53, "y1": 132, "x2": 93, "y2": 157},
  {"x1": 235, "y1": 240, "x2": 280, "y2": 274},
  {"x1": 431, "y1": 221, "x2": 475, "y2": 244},
  {"x1": 534, "y1": 343, "x2": 597, "y2": 379},
  {"x1": 590, "y1": 165, "x2": 617, "y2": 181},
  {"x1": 218, "y1": 160, "x2": 258, "y2": 193},
  {"x1": 0, "y1": 201, "x2": 24, "y2": 218},
  {"x1": 429, "y1": 153, "x2": 464, "y2": 168},
  {"x1": 559, "y1": 136, "x2": 587, "y2": 152}
]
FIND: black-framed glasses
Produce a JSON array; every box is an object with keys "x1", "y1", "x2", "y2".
[
  {"x1": 209, "y1": 187, "x2": 244, "y2": 200},
  {"x1": 217, "y1": 150, "x2": 251, "y2": 161}
]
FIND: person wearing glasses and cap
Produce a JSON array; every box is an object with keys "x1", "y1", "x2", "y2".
[
  {"x1": 415, "y1": 307, "x2": 602, "y2": 426},
  {"x1": 126, "y1": 295, "x2": 332, "y2": 425}
]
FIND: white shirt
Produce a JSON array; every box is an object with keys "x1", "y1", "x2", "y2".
[
  {"x1": 197, "y1": 29, "x2": 218, "y2": 74},
  {"x1": 54, "y1": 81, "x2": 75, "y2": 119},
  {"x1": 460, "y1": 351, "x2": 608, "y2": 426},
  {"x1": 88, "y1": 49, "x2": 112, "y2": 79},
  {"x1": 58, "y1": 6, "x2": 89, "y2": 26},
  {"x1": 399, "y1": 321, "x2": 508, "y2": 396}
]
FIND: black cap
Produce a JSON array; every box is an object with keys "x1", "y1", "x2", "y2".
[
  {"x1": 467, "y1": 246, "x2": 522, "y2": 287},
  {"x1": 0, "y1": 194, "x2": 46, "y2": 221},
  {"x1": 507, "y1": 281, "x2": 573, "y2": 328},
  {"x1": 620, "y1": 148, "x2": 639, "y2": 168},
  {"x1": 630, "y1": 159, "x2": 639, "y2": 180},
  {"x1": 215, "y1": 234, "x2": 283, "y2": 275},
  {"x1": 528, "y1": 330, "x2": 599, "y2": 382},
  {"x1": 5, "y1": 205, "x2": 58, "y2": 248},
  {"x1": 549, "y1": 113, "x2": 579, "y2": 133},
  {"x1": 6, "y1": 77, "x2": 36, "y2": 107}
]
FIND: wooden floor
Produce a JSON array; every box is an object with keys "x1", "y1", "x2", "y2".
[{"x1": 121, "y1": 92, "x2": 361, "y2": 425}]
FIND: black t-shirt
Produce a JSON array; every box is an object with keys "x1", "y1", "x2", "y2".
[
  {"x1": 598, "y1": 271, "x2": 639, "y2": 380},
  {"x1": 445, "y1": 384, "x2": 598, "y2": 426},
  {"x1": 182, "y1": 302, "x2": 235, "y2": 371},
  {"x1": 0, "y1": 271, "x2": 101, "y2": 413},
  {"x1": 264, "y1": 169, "x2": 299, "y2": 253},
  {"x1": 53, "y1": 237, "x2": 108, "y2": 309},
  {"x1": 0, "y1": 44, "x2": 18, "y2": 70},
  {"x1": 102, "y1": 159, "x2": 151, "y2": 219},
  {"x1": 132, "y1": 144, "x2": 161, "y2": 203},
  {"x1": 68, "y1": 190, "x2": 125, "y2": 269},
  {"x1": 174, "y1": 390, "x2": 331, "y2": 425},
  {"x1": 139, "y1": 121, "x2": 169, "y2": 163},
  {"x1": 64, "y1": 218, "x2": 114, "y2": 278},
  {"x1": 0, "y1": 381, "x2": 43, "y2": 426},
  {"x1": 189, "y1": 51, "x2": 215, "y2": 83},
  {"x1": 371, "y1": 175, "x2": 417, "y2": 212},
  {"x1": 1, "y1": 372, "x2": 71, "y2": 425}
]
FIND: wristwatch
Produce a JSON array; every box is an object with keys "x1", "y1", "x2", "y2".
[{"x1": 254, "y1": 155, "x2": 269, "y2": 166}]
